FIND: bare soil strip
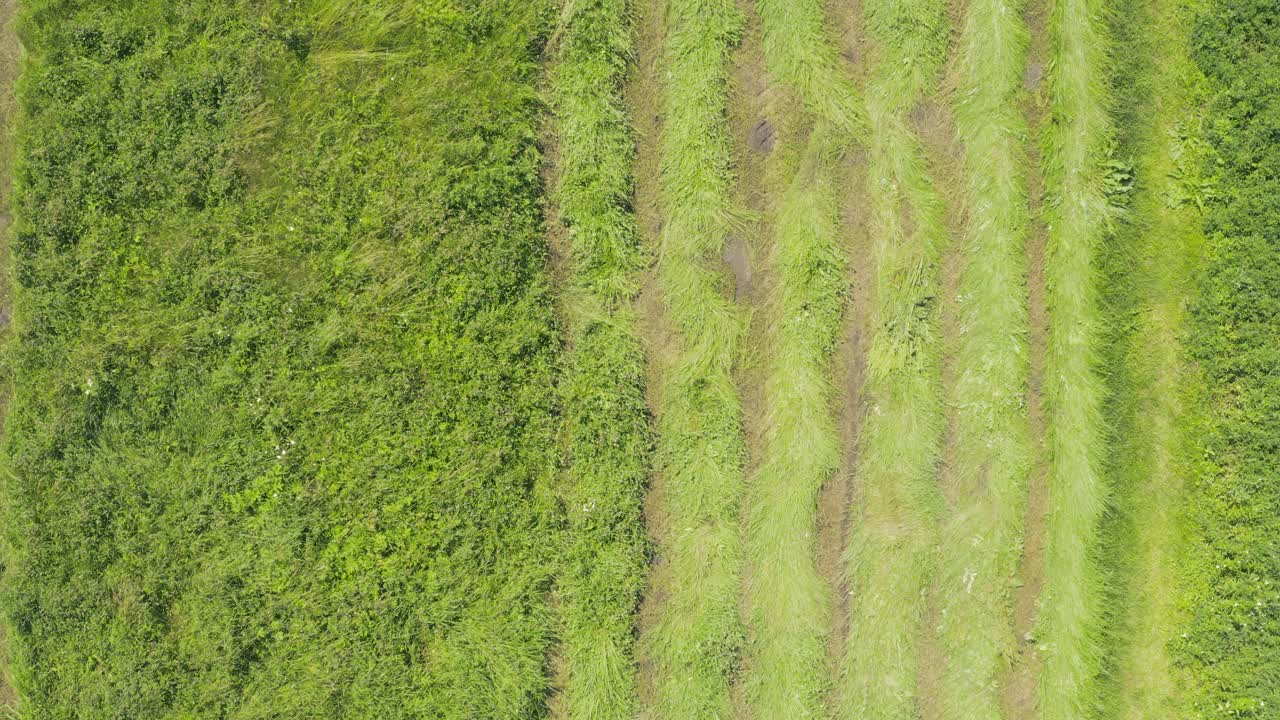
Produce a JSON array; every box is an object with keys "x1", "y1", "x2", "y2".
[
  {"x1": 1002, "y1": 0, "x2": 1051, "y2": 715},
  {"x1": 726, "y1": 2, "x2": 778, "y2": 716},
  {"x1": 631, "y1": 0, "x2": 675, "y2": 712},
  {"x1": 912, "y1": 15, "x2": 968, "y2": 716}
]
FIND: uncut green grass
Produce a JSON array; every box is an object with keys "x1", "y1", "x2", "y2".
[
  {"x1": 640, "y1": 0, "x2": 747, "y2": 717},
  {"x1": 935, "y1": 0, "x2": 1034, "y2": 715},
  {"x1": 743, "y1": 3, "x2": 860, "y2": 718},
  {"x1": 0, "y1": 1, "x2": 563, "y2": 717},
  {"x1": 1176, "y1": 0, "x2": 1280, "y2": 713},
  {"x1": 1038, "y1": 0, "x2": 1114, "y2": 715},
  {"x1": 550, "y1": 1, "x2": 650, "y2": 718},
  {"x1": 840, "y1": 0, "x2": 949, "y2": 716}
]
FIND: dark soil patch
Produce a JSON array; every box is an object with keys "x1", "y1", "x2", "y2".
[{"x1": 749, "y1": 118, "x2": 776, "y2": 153}]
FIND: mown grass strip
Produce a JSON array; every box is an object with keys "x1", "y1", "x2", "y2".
[
  {"x1": 839, "y1": 0, "x2": 949, "y2": 716},
  {"x1": 642, "y1": 0, "x2": 746, "y2": 717},
  {"x1": 742, "y1": 4, "x2": 860, "y2": 718},
  {"x1": 550, "y1": 1, "x2": 650, "y2": 718},
  {"x1": 935, "y1": 0, "x2": 1034, "y2": 715},
  {"x1": 1037, "y1": 0, "x2": 1114, "y2": 715},
  {"x1": 1100, "y1": 0, "x2": 1206, "y2": 715}
]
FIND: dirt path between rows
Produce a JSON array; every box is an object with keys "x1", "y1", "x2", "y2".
[
  {"x1": 821, "y1": 0, "x2": 869, "y2": 701},
  {"x1": 0, "y1": 0, "x2": 19, "y2": 713},
  {"x1": 1003, "y1": 0, "x2": 1051, "y2": 714},
  {"x1": 727, "y1": 1, "x2": 778, "y2": 716},
  {"x1": 630, "y1": 0, "x2": 675, "y2": 713},
  {"x1": 914, "y1": 0, "x2": 969, "y2": 712}
]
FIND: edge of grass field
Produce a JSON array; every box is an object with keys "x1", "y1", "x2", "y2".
[
  {"x1": 934, "y1": 0, "x2": 1035, "y2": 714},
  {"x1": 1036, "y1": 0, "x2": 1116, "y2": 714},
  {"x1": 741, "y1": 2, "x2": 862, "y2": 717},
  {"x1": 639, "y1": 0, "x2": 749, "y2": 716},
  {"x1": 839, "y1": 0, "x2": 949, "y2": 715},
  {"x1": 548, "y1": 1, "x2": 652, "y2": 718},
  {"x1": 0, "y1": 0, "x2": 21, "y2": 713}
]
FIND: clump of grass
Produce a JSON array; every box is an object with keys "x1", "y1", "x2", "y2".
[
  {"x1": 742, "y1": 3, "x2": 861, "y2": 717},
  {"x1": 839, "y1": 0, "x2": 949, "y2": 717},
  {"x1": 753, "y1": 0, "x2": 866, "y2": 138},
  {"x1": 1037, "y1": 0, "x2": 1115, "y2": 715},
  {"x1": 934, "y1": 0, "x2": 1034, "y2": 716},
  {"x1": 640, "y1": 0, "x2": 748, "y2": 717},
  {"x1": 549, "y1": 1, "x2": 651, "y2": 718}
]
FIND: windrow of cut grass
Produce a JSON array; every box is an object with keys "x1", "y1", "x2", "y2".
[
  {"x1": 1037, "y1": 0, "x2": 1115, "y2": 715},
  {"x1": 640, "y1": 0, "x2": 747, "y2": 717},
  {"x1": 839, "y1": 0, "x2": 949, "y2": 716},
  {"x1": 549, "y1": 1, "x2": 650, "y2": 718},
  {"x1": 1, "y1": 2, "x2": 565, "y2": 717},
  {"x1": 935, "y1": 0, "x2": 1034, "y2": 716},
  {"x1": 743, "y1": 3, "x2": 862, "y2": 718}
]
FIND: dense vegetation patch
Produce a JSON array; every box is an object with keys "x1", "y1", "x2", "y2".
[
  {"x1": 0, "y1": 1, "x2": 563, "y2": 717},
  {"x1": 1177, "y1": 0, "x2": 1280, "y2": 714}
]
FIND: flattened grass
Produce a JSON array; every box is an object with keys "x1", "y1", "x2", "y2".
[
  {"x1": 840, "y1": 0, "x2": 949, "y2": 716},
  {"x1": 935, "y1": 0, "x2": 1034, "y2": 716},
  {"x1": 550, "y1": 0, "x2": 651, "y2": 717},
  {"x1": 640, "y1": 0, "x2": 747, "y2": 717}
]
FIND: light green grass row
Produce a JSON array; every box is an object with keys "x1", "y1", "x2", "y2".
[
  {"x1": 840, "y1": 0, "x2": 949, "y2": 716},
  {"x1": 935, "y1": 0, "x2": 1034, "y2": 717},
  {"x1": 753, "y1": 0, "x2": 865, "y2": 138},
  {"x1": 1038, "y1": 0, "x2": 1115, "y2": 715},
  {"x1": 550, "y1": 1, "x2": 651, "y2": 718},
  {"x1": 743, "y1": 3, "x2": 860, "y2": 718},
  {"x1": 641, "y1": 0, "x2": 747, "y2": 717}
]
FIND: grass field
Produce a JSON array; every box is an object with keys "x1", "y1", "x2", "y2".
[
  {"x1": 1034, "y1": 0, "x2": 1116, "y2": 715},
  {"x1": 1099, "y1": 0, "x2": 1205, "y2": 715},
  {"x1": 638, "y1": 0, "x2": 747, "y2": 717},
  {"x1": 0, "y1": 0, "x2": 1276, "y2": 718},
  {"x1": 2, "y1": 1, "x2": 564, "y2": 717}
]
